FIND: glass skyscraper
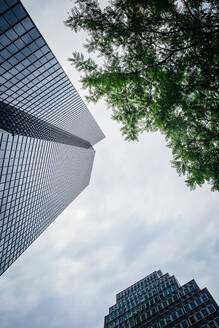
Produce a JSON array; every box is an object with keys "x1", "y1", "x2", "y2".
[
  {"x1": 0, "y1": 0, "x2": 104, "y2": 275},
  {"x1": 104, "y1": 270, "x2": 219, "y2": 328}
]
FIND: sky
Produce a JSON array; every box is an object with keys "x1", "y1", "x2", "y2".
[{"x1": 0, "y1": 1, "x2": 218, "y2": 328}]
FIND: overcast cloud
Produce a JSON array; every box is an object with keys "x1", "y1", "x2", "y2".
[{"x1": 0, "y1": 1, "x2": 218, "y2": 327}]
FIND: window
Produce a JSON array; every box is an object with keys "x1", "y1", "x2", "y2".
[
  {"x1": 22, "y1": 46, "x2": 31, "y2": 57},
  {"x1": 15, "y1": 23, "x2": 25, "y2": 36},
  {"x1": 8, "y1": 55, "x2": 18, "y2": 65},
  {"x1": 35, "y1": 37, "x2": 44, "y2": 48},
  {"x1": 196, "y1": 297, "x2": 202, "y2": 305},
  {"x1": 207, "y1": 304, "x2": 216, "y2": 314},
  {"x1": 201, "y1": 308, "x2": 209, "y2": 317},
  {"x1": 177, "y1": 309, "x2": 184, "y2": 317},
  {"x1": 6, "y1": 0, "x2": 19, "y2": 6},
  {"x1": 0, "y1": 17, "x2": 9, "y2": 31},
  {"x1": 157, "y1": 303, "x2": 163, "y2": 311},
  {"x1": 29, "y1": 28, "x2": 40, "y2": 40},
  {"x1": 15, "y1": 51, "x2": 25, "y2": 61},
  {"x1": 172, "y1": 313, "x2": 178, "y2": 321},
  {"x1": 0, "y1": 1, "x2": 8, "y2": 14},
  {"x1": 7, "y1": 43, "x2": 17, "y2": 55},
  {"x1": 181, "y1": 320, "x2": 189, "y2": 328},
  {"x1": 28, "y1": 42, "x2": 37, "y2": 52},
  {"x1": 1, "y1": 49, "x2": 10, "y2": 59},
  {"x1": 4, "y1": 10, "x2": 18, "y2": 25},
  {"x1": 184, "y1": 304, "x2": 190, "y2": 312},
  {"x1": 195, "y1": 312, "x2": 202, "y2": 321},
  {"x1": 21, "y1": 17, "x2": 33, "y2": 30},
  {"x1": 12, "y1": 4, "x2": 26, "y2": 20},
  {"x1": 189, "y1": 315, "x2": 196, "y2": 325},
  {"x1": 164, "y1": 316, "x2": 171, "y2": 324},
  {"x1": 6, "y1": 28, "x2": 17, "y2": 41},
  {"x1": 201, "y1": 294, "x2": 209, "y2": 302}
]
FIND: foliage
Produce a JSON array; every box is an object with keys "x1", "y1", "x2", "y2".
[{"x1": 65, "y1": 0, "x2": 219, "y2": 190}]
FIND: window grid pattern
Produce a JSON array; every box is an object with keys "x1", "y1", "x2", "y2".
[
  {"x1": 0, "y1": 102, "x2": 92, "y2": 148},
  {"x1": 104, "y1": 271, "x2": 219, "y2": 328},
  {"x1": 0, "y1": 0, "x2": 104, "y2": 145},
  {"x1": 0, "y1": 132, "x2": 95, "y2": 275},
  {"x1": 0, "y1": 0, "x2": 104, "y2": 276}
]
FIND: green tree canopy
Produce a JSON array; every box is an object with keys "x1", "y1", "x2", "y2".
[{"x1": 65, "y1": 0, "x2": 219, "y2": 190}]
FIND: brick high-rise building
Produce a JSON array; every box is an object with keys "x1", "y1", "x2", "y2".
[
  {"x1": 0, "y1": 0, "x2": 104, "y2": 275},
  {"x1": 104, "y1": 270, "x2": 219, "y2": 328}
]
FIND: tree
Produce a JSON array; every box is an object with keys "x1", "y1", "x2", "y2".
[{"x1": 65, "y1": 0, "x2": 219, "y2": 190}]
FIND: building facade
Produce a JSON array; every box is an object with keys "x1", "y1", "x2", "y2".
[
  {"x1": 0, "y1": 0, "x2": 104, "y2": 275},
  {"x1": 104, "y1": 270, "x2": 219, "y2": 328}
]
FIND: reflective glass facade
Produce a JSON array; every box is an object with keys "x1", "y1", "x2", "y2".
[
  {"x1": 0, "y1": 0, "x2": 104, "y2": 275},
  {"x1": 104, "y1": 270, "x2": 219, "y2": 328},
  {"x1": 0, "y1": 0, "x2": 104, "y2": 145}
]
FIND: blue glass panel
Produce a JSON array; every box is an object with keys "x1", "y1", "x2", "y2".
[
  {"x1": 159, "y1": 320, "x2": 165, "y2": 328},
  {"x1": 6, "y1": 0, "x2": 19, "y2": 6},
  {"x1": 21, "y1": 32, "x2": 32, "y2": 45},
  {"x1": 5, "y1": 28, "x2": 17, "y2": 41},
  {"x1": 4, "y1": 10, "x2": 17, "y2": 25},
  {"x1": 35, "y1": 37, "x2": 45, "y2": 48},
  {"x1": 208, "y1": 304, "x2": 216, "y2": 313},
  {"x1": 181, "y1": 320, "x2": 189, "y2": 328},
  {"x1": 195, "y1": 312, "x2": 202, "y2": 320},
  {"x1": 165, "y1": 316, "x2": 171, "y2": 324},
  {"x1": 3, "y1": 71, "x2": 12, "y2": 80},
  {"x1": 14, "y1": 22, "x2": 25, "y2": 36},
  {"x1": 201, "y1": 293, "x2": 209, "y2": 302},
  {"x1": 7, "y1": 42, "x2": 17, "y2": 55},
  {"x1": 189, "y1": 315, "x2": 196, "y2": 324},
  {"x1": 34, "y1": 49, "x2": 43, "y2": 59},
  {"x1": 45, "y1": 52, "x2": 53, "y2": 60},
  {"x1": 29, "y1": 28, "x2": 40, "y2": 40},
  {"x1": 21, "y1": 17, "x2": 33, "y2": 30},
  {"x1": 21, "y1": 46, "x2": 31, "y2": 56},
  {"x1": 196, "y1": 297, "x2": 202, "y2": 305},
  {"x1": 184, "y1": 304, "x2": 190, "y2": 312},
  {"x1": 0, "y1": 48, "x2": 11, "y2": 59},
  {"x1": 28, "y1": 42, "x2": 37, "y2": 52},
  {"x1": 0, "y1": 76, "x2": 6, "y2": 84},
  {"x1": 27, "y1": 53, "x2": 36, "y2": 63},
  {"x1": 14, "y1": 38, "x2": 24, "y2": 49},
  {"x1": 201, "y1": 308, "x2": 209, "y2": 317},
  {"x1": 0, "y1": 66, "x2": 5, "y2": 74},
  {"x1": 0, "y1": 34, "x2": 11, "y2": 46},
  {"x1": 20, "y1": 58, "x2": 29, "y2": 67},
  {"x1": 8, "y1": 55, "x2": 18, "y2": 65},
  {"x1": 15, "y1": 51, "x2": 25, "y2": 60},
  {"x1": 0, "y1": 1, "x2": 8, "y2": 14},
  {"x1": 12, "y1": 4, "x2": 26, "y2": 20},
  {"x1": 0, "y1": 17, "x2": 10, "y2": 31}
]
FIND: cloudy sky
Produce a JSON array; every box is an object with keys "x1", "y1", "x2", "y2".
[{"x1": 0, "y1": 1, "x2": 218, "y2": 327}]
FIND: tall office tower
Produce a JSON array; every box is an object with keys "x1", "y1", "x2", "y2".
[
  {"x1": 0, "y1": 0, "x2": 104, "y2": 275},
  {"x1": 104, "y1": 270, "x2": 219, "y2": 328}
]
